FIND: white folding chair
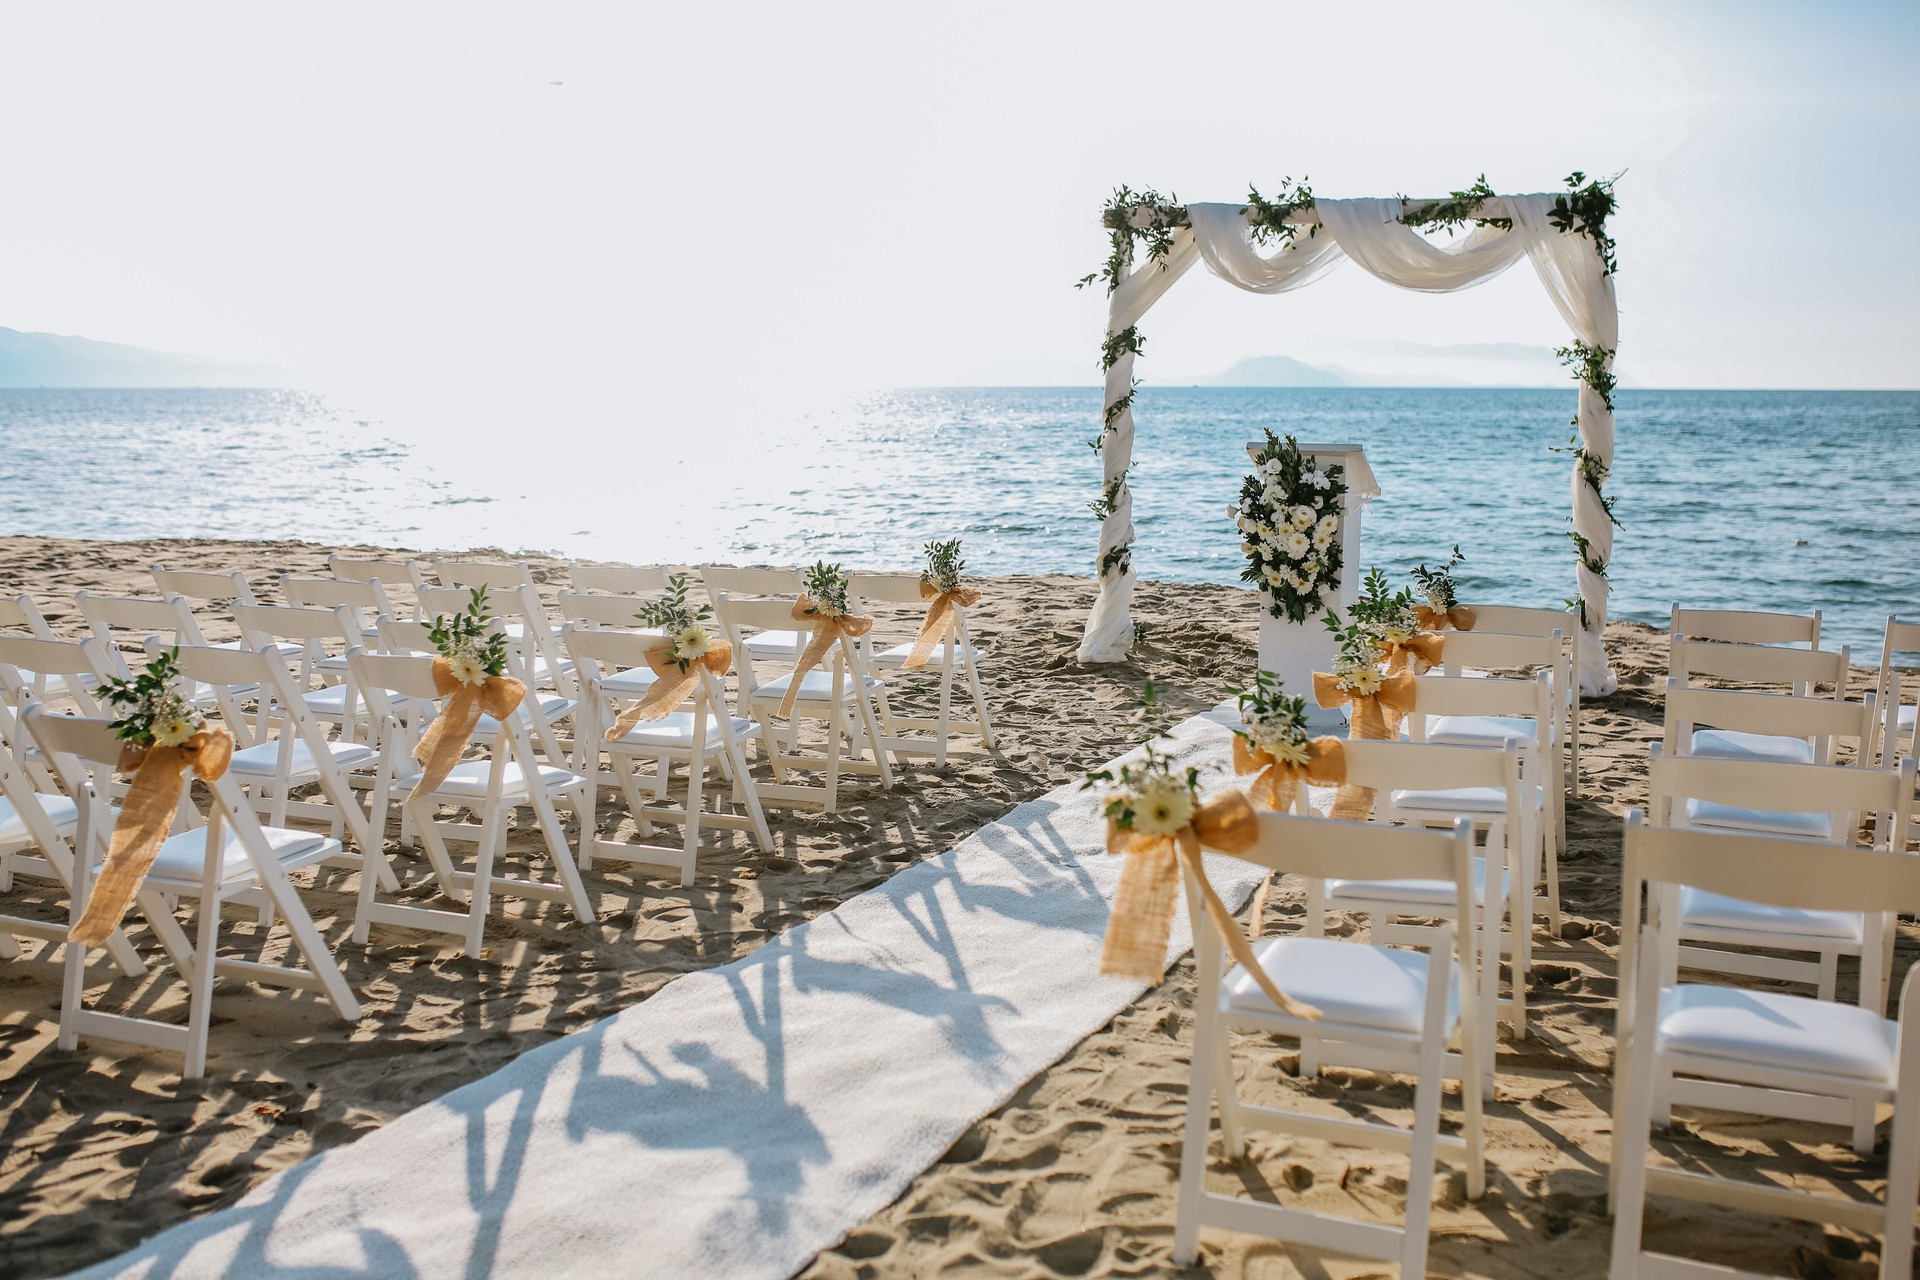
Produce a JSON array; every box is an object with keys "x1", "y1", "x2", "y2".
[
  {"x1": 281, "y1": 574, "x2": 390, "y2": 649},
  {"x1": 564, "y1": 626, "x2": 771, "y2": 886},
  {"x1": 0, "y1": 698, "x2": 145, "y2": 976},
  {"x1": 1870, "y1": 616, "x2": 1919, "y2": 771},
  {"x1": 1457, "y1": 603, "x2": 1583, "y2": 793},
  {"x1": 569, "y1": 563, "x2": 675, "y2": 596},
  {"x1": 848, "y1": 571, "x2": 993, "y2": 767},
  {"x1": 26, "y1": 707, "x2": 362, "y2": 1079},
  {"x1": 169, "y1": 644, "x2": 384, "y2": 869},
  {"x1": 407, "y1": 594, "x2": 577, "y2": 764},
  {"x1": 1303, "y1": 738, "x2": 1524, "y2": 1053},
  {"x1": 1648, "y1": 752, "x2": 1915, "y2": 1005},
  {"x1": 74, "y1": 590, "x2": 243, "y2": 708},
  {"x1": 1174, "y1": 813, "x2": 1484, "y2": 1275},
  {"x1": 1660, "y1": 679, "x2": 1876, "y2": 769},
  {"x1": 0, "y1": 595, "x2": 83, "y2": 703},
  {"x1": 702, "y1": 566, "x2": 805, "y2": 662},
  {"x1": 710, "y1": 594, "x2": 894, "y2": 813},
  {"x1": 150, "y1": 563, "x2": 304, "y2": 660},
  {"x1": 1671, "y1": 604, "x2": 1822, "y2": 651},
  {"x1": 1611, "y1": 815, "x2": 1920, "y2": 1277},
  {"x1": 1402, "y1": 672, "x2": 1561, "y2": 938},
  {"x1": 345, "y1": 648, "x2": 596, "y2": 956},
  {"x1": 554, "y1": 591, "x2": 667, "y2": 750},
  {"x1": 327, "y1": 555, "x2": 426, "y2": 617},
  {"x1": 1430, "y1": 626, "x2": 1569, "y2": 851}
]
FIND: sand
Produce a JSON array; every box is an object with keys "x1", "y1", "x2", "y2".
[{"x1": 0, "y1": 536, "x2": 1910, "y2": 1280}]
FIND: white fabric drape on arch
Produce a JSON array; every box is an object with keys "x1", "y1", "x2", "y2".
[{"x1": 1078, "y1": 194, "x2": 1621, "y2": 696}]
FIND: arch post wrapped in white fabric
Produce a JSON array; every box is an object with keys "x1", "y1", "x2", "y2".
[{"x1": 1076, "y1": 189, "x2": 1622, "y2": 696}]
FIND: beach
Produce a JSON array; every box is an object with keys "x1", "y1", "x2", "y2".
[{"x1": 0, "y1": 536, "x2": 1910, "y2": 1280}]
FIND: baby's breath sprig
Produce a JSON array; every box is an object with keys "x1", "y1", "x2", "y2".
[
  {"x1": 1411, "y1": 546, "x2": 1467, "y2": 613},
  {"x1": 636, "y1": 574, "x2": 717, "y2": 672},
  {"x1": 96, "y1": 648, "x2": 202, "y2": 748},
  {"x1": 1233, "y1": 670, "x2": 1311, "y2": 766},
  {"x1": 427, "y1": 586, "x2": 511, "y2": 688},
  {"x1": 920, "y1": 539, "x2": 967, "y2": 594},
  {"x1": 801, "y1": 561, "x2": 853, "y2": 618}
]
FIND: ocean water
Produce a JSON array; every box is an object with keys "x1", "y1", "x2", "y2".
[{"x1": 2, "y1": 386, "x2": 1915, "y2": 659}]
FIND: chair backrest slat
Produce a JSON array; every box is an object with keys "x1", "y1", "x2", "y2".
[
  {"x1": 1671, "y1": 638, "x2": 1849, "y2": 695},
  {"x1": 1671, "y1": 605, "x2": 1821, "y2": 649},
  {"x1": 570, "y1": 564, "x2": 673, "y2": 596}
]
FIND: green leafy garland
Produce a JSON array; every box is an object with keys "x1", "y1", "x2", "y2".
[
  {"x1": 1243, "y1": 177, "x2": 1317, "y2": 246},
  {"x1": 1549, "y1": 170, "x2": 1619, "y2": 275},
  {"x1": 1397, "y1": 175, "x2": 1511, "y2": 232}
]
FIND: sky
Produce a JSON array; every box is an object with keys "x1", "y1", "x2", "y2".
[{"x1": 1, "y1": 0, "x2": 1916, "y2": 417}]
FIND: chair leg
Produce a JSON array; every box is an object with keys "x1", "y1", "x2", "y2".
[
  {"x1": 824, "y1": 705, "x2": 844, "y2": 816},
  {"x1": 1882, "y1": 1087, "x2": 1920, "y2": 1280},
  {"x1": 1401, "y1": 1033, "x2": 1445, "y2": 1275},
  {"x1": 464, "y1": 810, "x2": 502, "y2": 957},
  {"x1": 183, "y1": 894, "x2": 223, "y2": 1080},
  {"x1": 256, "y1": 860, "x2": 361, "y2": 1020},
  {"x1": 529, "y1": 787, "x2": 596, "y2": 923},
  {"x1": 1608, "y1": 1020, "x2": 1662, "y2": 1278},
  {"x1": 1172, "y1": 1009, "x2": 1218, "y2": 1267},
  {"x1": 1819, "y1": 950, "x2": 1840, "y2": 1002}
]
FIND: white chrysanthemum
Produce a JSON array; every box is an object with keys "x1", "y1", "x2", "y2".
[
  {"x1": 1340, "y1": 662, "x2": 1385, "y2": 695},
  {"x1": 1130, "y1": 773, "x2": 1196, "y2": 838},
  {"x1": 1307, "y1": 469, "x2": 1331, "y2": 489},
  {"x1": 1300, "y1": 557, "x2": 1321, "y2": 578},
  {"x1": 1317, "y1": 513, "x2": 1338, "y2": 538},
  {"x1": 449, "y1": 654, "x2": 489, "y2": 687},
  {"x1": 1287, "y1": 571, "x2": 1309, "y2": 591},
  {"x1": 1242, "y1": 541, "x2": 1258, "y2": 556},
  {"x1": 1381, "y1": 623, "x2": 1416, "y2": 644},
  {"x1": 1290, "y1": 506, "x2": 1316, "y2": 530},
  {"x1": 1259, "y1": 734, "x2": 1311, "y2": 767},
  {"x1": 1283, "y1": 531, "x2": 1311, "y2": 559},
  {"x1": 151, "y1": 715, "x2": 197, "y2": 748},
  {"x1": 674, "y1": 624, "x2": 712, "y2": 662},
  {"x1": 1311, "y1": 525, "x2": 1334, "y2": 552},
  {"x1": 1264, "y1": 566, "x2": 1285, "y2": 587}
]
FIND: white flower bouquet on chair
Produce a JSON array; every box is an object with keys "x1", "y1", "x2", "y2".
[{"x1": 1233, "y1": 430, "x2": 1346, "y2": 623}]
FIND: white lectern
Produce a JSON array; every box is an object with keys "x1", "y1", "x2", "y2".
[{"x1": 1248, "y1": 442, "x2": 1380, "y2": 728}]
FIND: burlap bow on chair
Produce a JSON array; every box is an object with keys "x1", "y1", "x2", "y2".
[
  {"x1": 1100, "y1": 788, "x2": 1321, "y2": 1021},
  {"x1": 408, "y1": 659, "x2": 527, "y2": 801},
  {"x1": 1232, "y1": 734, "x2": 1347, "y2": 813},
  {"x1": 606, "y1": 641, "x2": 735, "y2": 737},
  {"x1": 71, "y1": 726, "x2": 236, "y2": 946},
  {"x1": 1377, "y1": 630, "x2": 1446, "y2": 675},
  {"x1": 1415, "y1": 604, "x2": 1476, "y2": 632},
  {"x1": 1312, "y1": 669, "x2": 1418, "y2": 820},
  {"x1": 902, "y1": 582, "x2": 982, "y2": 671},
  {"x1": 778, "y1": 597, "x2": 874, "y2": 718}
]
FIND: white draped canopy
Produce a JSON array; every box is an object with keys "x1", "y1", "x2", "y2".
[{"x1": 1080, "y1": 193, "x2": 1620, "y2": 695}]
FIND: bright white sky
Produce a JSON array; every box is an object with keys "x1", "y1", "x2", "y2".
[{"x1": 2, "y1": 0, "x2": 1916, "y2": 416}]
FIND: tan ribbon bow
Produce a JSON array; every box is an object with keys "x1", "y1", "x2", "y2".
[
  {"x1": 1378, "y1": 630, "x2": 1446, "y2": 675},
  {"x1": 903, "y1": 581, "x2": 982, "y2": 671},
  {"x1": 778, "y1": 598, "x2": 874, "y2": 718},
  {"x1": 606, "y1": 640, "x2": 735, "y2": 738},
  {"x1": 1312, "y1": 669, "x2": 1419, "y2": 820},
  {"x1": 408, "y1": 659, "x2": 527, "y2": 801},
  {"x1": 1232, "y1": 733, "x2": 1347, "y2": 814},
  {"x1": 1101, "y1": 788, "x2": 1321, "y2": 1021},
  {"x1": 71, "y1": 726, "x2": 235, "y2": 946},
  {"x1": 1415, "y1": 604, "x2": 1476, "y2": 632}
]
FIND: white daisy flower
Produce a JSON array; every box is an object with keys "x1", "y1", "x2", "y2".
[
  {"x1": 1291, "y1": 506, "x2": 1316, "y2": 530},
  {"x1": 1283, "y1": 531, "x2": 1311, "y2": 559},
  {"x1": 152, "y1": 715, "x2": 197, "y2": 748},
  {"x1": 1130, "y1": 773, "x2": 1196, "y2": 838},
  {"x1": 449, "y1": 654, "x2": 489, "y2": 687},
  {"x1": 674, "y1": 624, "x2": 712, "y2": 662}
]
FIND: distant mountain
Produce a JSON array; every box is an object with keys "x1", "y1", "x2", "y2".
[
  {"x1": 1198, "y1": 354, "x2": 1347, "y2": 387},
  {"x1": 0, "y1": 326, "x2": 291, "y2": 388}
]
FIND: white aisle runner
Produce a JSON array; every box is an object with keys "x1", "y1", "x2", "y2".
[{"x1": 74, "y1": 708, "x2": 1267, "y2": 1280}]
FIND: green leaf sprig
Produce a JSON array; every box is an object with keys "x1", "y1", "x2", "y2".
[
  {"x1": 921, "y1": 539, "x2": 966, "y2": 594},
  {"x1": 96, "y1": 647, "x2": 201, "y2": 747}
]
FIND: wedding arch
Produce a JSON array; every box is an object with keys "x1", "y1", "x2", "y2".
[{"x1": 1076, "y1": 176, "x2": 1621, "y2": 695}]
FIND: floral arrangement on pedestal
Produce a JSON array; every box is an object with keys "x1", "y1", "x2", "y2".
[
  {"x1": 634, "y1": 574, "x2": 717, "y2": 672},
  {"x1": 1233, "y1": 431, "x2": 1346, "y2": 623}
]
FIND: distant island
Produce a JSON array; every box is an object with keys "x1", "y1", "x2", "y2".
[{"x1": 0, "y1": 326, "x2": 291, "y2": 388}]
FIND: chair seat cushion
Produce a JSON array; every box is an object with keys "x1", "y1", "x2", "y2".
[
  {"x1": 226, "y1": 737, "x2": 378, "y2": 778},
  {"x1": 750, "y1": 670, "x2": 883, "y2": 704},
  {"x1": 1223, "y1": 935, "x2": 1457, "y2": 1035},
  {"x1": 1389, "y1": 784, "x2": 1537, "y2": 815},
  {"x1": 1428, "y1": 714, "x2": 1547, "y2": 749},
  {"x1": 608, "y1": 712, "x2": 759, "y2": 750},
  {"x1": 144, "y1": 824, "x2": 334, "y2": 886},
  {"x1": 303, "y1": 685, "x2": 375, "y2": 716},
  {"x1": 1677, "y1": 887, "x2": 1862, "y2": 941},
  {"x1": 599, "y1": 665, "x2": 659, "y2": 696},
  {"x1": 398, "y1": 759, "x2": 582, "y2": 801},
  {"x1": 745, "y1": 630, "x2": 804, "y2": 658},
  {"x1": 1657, "y1": 984, "x2": 1896, "y2": 1084},
  {"x1": 873, "y1": 641, "x2": 989, "y2": 667},
  {"x1": 0, "y1": 793, "x2": 78, "y2": 846},
  {"x1": 1690, "y1": 728, "x2": 1815, "y2": 765},
  {"x1": 1685, "y1": 797, "x2": 1832, "y2": 840},
  {"x1": 1328, "y1": 855, "x2": 1503, "y2": 909}
]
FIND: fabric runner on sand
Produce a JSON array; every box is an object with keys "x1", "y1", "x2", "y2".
[{"x1": 69, "y1": 706, "x2": 1323, "y2": 1280}]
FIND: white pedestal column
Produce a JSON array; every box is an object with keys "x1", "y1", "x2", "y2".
[{"x1": 1248, "y1": 442, "x2": 1379, "y2": 730}]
